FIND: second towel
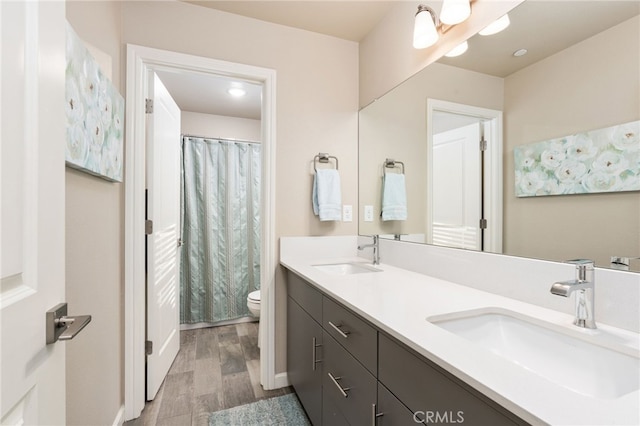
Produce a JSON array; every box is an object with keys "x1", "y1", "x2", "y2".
[
  {"x1": 381, "y1": 173, "x2": 407, "y2": 221},
  {"x1": 312, "y1": 169, "x2": 342, "y2": 221}
]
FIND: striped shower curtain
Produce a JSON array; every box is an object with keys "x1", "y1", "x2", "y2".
[{"x1": 180, "y1": 136, "x2": 261, "y2": 324}]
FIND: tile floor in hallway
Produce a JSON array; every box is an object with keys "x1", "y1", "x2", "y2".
[{"x1": 124, "y1": 322, "x2": 293, "y2": 426}]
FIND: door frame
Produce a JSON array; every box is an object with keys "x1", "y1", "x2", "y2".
[
  {"x1": 426, "y1": 99, "x2": 503, "y2": 253},
  {"x1": 124, "y1": 44, "x2": 277, "y2": 420}
]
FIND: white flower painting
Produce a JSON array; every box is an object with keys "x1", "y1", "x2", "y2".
[
  {"x1": 514, "y1": 120, "x2": 640, "y2": 197},
  {"x1": 65, "y1": 23, "x2": 124, "y2": 182}
]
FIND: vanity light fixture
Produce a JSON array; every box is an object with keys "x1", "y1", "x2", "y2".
[
  {"x1": 444, "y1": 40, "x2": 468, "y2": 57},
  {"x1": 413, "y1": 5, "x2": 439, "y2": 49},
  {"x1": 413, "y1": 2, "x2": 472, "y2": 50},
  {"x1": 479, "y1": 14, "x2": 510, "y2": 36},
  {"x1": 440, "y1": 0, "x2": 471, "y2": 25}
]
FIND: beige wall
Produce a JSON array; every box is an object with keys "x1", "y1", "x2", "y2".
[
  {"x1": 359, "y1": 62, "x2": 503, "y2": 237},
  {"x1": 65, "y1": 1, "x2": 124, "y2": 425},
  {"x1": 181, "y1": 111, "x2": 261, "y2": 142},
  {"x1": 359, "y1": 0, "x2": 521, "y2": 107},
  {"x1": 121, "y1": 1, "x2": 359, "y2": 375},
  {"x1": 504, "y1": 16, "x2": 640, "y2": 266}
]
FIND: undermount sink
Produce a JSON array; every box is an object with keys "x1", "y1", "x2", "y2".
[
  {"x1": 313, "y1": 262, "x2": 381, "y2": 275},
  {"x1": 428, "y1": 308, "x2": 640, "y2": 399}
]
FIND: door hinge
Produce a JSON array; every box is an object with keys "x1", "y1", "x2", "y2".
[
  {"x1": 479, "y1": 138, "x2": 488, "y2": 151},
  {"x1": 479, "y1": 218, "x2": 488, "y2": 229},
  {"x1": 145, "y1": 98, "x2": 154, "y2": 114},
  {"x1": 145, "y1": 340, "x2": 153, "y2": 355},
  {"x1": 145, "y1": 219, "x2": 153, "y2": 235}
]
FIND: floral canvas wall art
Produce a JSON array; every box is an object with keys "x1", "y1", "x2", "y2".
[
  {"x1": 514, "y1": 120, "x2": 639, "y2": 197},
  {"x1": 65, "y1": 23, "x2": 124, "y2": 182}
]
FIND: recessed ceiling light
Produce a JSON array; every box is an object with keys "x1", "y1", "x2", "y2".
[
  {"x1": 227, "y1": 87, "x2": 246, "y2": 97},
  {"x1": 513, "y1": 48, "x2": 528, "y2": 57}
]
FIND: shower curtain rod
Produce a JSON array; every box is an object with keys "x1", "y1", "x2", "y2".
[{"x1": 181, "y1": 134, "x2": 260, "y2": 145}]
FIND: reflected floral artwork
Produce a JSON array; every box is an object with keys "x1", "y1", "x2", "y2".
[
  {"x1": 514, "y1": 120, "x2": 639, "y2": 197},
  {"x1": 65, "y1": 23, "x2": 124, "y2": 182}
]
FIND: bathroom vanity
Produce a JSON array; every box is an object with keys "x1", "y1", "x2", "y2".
[
  {"x1": 286, "y1": 270, "x2": 527, "y2": 425},
  {"x1": 281, "y1": 237, "x2": 640, "y2": 426}
]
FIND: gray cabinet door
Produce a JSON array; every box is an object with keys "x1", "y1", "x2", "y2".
[
  {"x1": 322, "y1": 391, "x2": 351, "y2": 426},
  {"x1": 288, "y1": 270, "x2": 323, "y2": 322},
  {"x1": 323, "y1": 296, "x2": 377, "y2": 374},
  {"x1": 288, "y1": 297, "x2": 323, "y2": 425},
  {"x1": 379, "y1": 333, "x2": 526, "y2": 426},
  {"x1": 322, "y1": 331, "x2": 377, "y2": 426},
  {"x1": 377, "y1": 382, "x2": 427, "y2": 426}
]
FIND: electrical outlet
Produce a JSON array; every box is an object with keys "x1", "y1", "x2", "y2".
[
  {"x1": 364, "y1": 205, "x2": 374, "y2": 222},
  {"x1": 343, "y1": 205, "x2": 353, "y2": 222}
]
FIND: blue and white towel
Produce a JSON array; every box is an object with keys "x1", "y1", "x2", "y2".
[
  {"x1": 312, "y1": 169, "x2": 342, "y2": 221},
  {"x1": 381, "y1": 173, "x2": 407, "y2": 221}
]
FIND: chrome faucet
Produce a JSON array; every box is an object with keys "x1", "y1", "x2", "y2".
[
  {"x1": 550, "y1": 259, "x2": 596, "y2": 329},
  {"x1": 358, "y1": 235, "x2": 380, "y2": 265}
]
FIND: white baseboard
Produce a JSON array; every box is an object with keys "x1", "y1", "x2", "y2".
[
  {"x1": 274, "y1": 372, "x2": 290, "y2": 389},
  {"x1": 112, "y1": 405, "x2": 125, "y2": 426}
]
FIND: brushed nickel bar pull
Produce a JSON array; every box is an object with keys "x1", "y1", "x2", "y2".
[
  {"x1": 328, "y1": 321, "x2": 350, "y2": 338},
  {"x1": 327, "y1": 372, "x2": 350, "y2": 398},
  {"x1": 312, "y1": 337, "x2": 322, "y2": 371},
  {"x1": 372, "y1": 403, "x2": 384, "y2": 426}
]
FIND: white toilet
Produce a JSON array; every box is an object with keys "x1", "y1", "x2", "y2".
[
  {"x1": 247, "y1": 290, "x2": 261, "y2": 318},
  {"x1": 247, "y1": 290, "x2": 261, "y2": 347}
]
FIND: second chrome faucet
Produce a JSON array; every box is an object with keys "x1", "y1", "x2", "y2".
[
  {"x1": 358, "y1": 235, "x2": 380, "y2": 265},
  {"x1": 550, "y1": 259, "x2": 596, "y2": 329}
]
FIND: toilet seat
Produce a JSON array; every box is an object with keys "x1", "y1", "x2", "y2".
[{"x1": 248, "y1": 290, "x2": 260, "y2": 302}]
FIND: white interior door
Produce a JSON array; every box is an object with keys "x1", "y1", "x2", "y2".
[
  {"x1": 431, "y1": 122, "x2": 482, "y2": 250},
  {"x1": 146, "y1": 73, "x2": 181, "y2": 400},
  {"x1": 1, "y1": 1, "x2": 67, "y2": 424}
]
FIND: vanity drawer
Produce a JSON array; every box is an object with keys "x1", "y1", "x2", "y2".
[
  {"x1": 322, "y1": 391, "x2": 350, "y2": 426},
  {"x1": 378, "y1": 333, "x2": 526, "y2": 426},
  {"x1": 323, "y1": 297, "x2": 377, "y2": 374},
  {"x1": 323, "y1": 331, "x2": 377, "y2": 426},
  {"x1": 377, "y1": 382, "x2": 426, "y2": 426},
  {"x1": 287, "y1": 270, "x2": 323, "y2": 322}
]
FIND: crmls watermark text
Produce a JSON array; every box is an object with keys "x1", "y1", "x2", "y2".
[{"x1": 413, "y1": 410, "x2": 465, "y2": 424}]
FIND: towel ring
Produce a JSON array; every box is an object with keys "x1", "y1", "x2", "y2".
[
  {"x1": 314, "y1": 153, "x2": 339, "y2": 172},
  {"x1": 384, "y1": 158, "x2": 405, "y2": 175}
]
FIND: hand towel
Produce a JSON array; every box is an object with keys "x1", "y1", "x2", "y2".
[
  {"x1": 381, "y1": 173, "x2": 407, "y2": 221},
  {"x1": 312, "y1": 169, "x2": 342, "y2": 221}
]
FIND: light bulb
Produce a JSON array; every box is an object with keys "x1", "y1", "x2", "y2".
[
  {"x1": 413, "y1": 7, "x2": 439, "y2": 49},
  {"x1": 227, "y1": 86, "x2": 246, "y2": 97},
  {"x1": 440, "y1": 0, "x2": 471, "y2": 25},
  {"x1": 479, "y1": 14, "x2": 510, "y2": 36},
  {"x1": 444, "y1": 41, "x2": 468, "y2": 57}
]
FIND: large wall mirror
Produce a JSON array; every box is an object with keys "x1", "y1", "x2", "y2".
[{"x1": 359, "y1": 0, "x2": 640, "y2": 272}]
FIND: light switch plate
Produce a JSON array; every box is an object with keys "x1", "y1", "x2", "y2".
[
  {"x1": 343, "y1": 205, "x2": 353, "y2": 222},
  {"x1": 364, "y1": 205, "x2": 374, "y2": 222}
]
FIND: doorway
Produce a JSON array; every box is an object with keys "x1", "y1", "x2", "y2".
[
  {"x1": 426, "y1": 99, "x2": 503, "y2": 254},
  {"x1": 124, "y1": 44, "x2": 277, "y2": 421}
]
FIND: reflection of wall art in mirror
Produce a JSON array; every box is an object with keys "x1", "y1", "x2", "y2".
[
  {"x1": 514, "y1": 120, "x2": 639, "y2": 197},
  {"x1": 65, "y1": 23, "x2": 124, "y2": 182}
]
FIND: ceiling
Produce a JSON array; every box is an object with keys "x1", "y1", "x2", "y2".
[
  {"x1": 159, "y1": 1, "x2": 640, "y2": 118},
  {"x1": 438, "y1": 1, "x2": 640, "y2": 77},
  {"x1": 183, "y1": 1, "x2": 397, "y2": 42},
  {"x1": 156, "y1": 70, "x2": 263, "y2": 120}
]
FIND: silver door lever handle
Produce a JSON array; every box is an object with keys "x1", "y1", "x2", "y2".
[{"x1": 46, "y1": 303, "x2": 92, "y2": 344}]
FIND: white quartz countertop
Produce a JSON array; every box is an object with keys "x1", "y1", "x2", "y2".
[{"x1": 280, "y1": 255, "x2": 640, "y2": 426}]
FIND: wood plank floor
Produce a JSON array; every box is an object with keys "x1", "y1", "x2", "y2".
[{"x1": 124, "y1": 322, "x2": 292, "y2": 426}]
